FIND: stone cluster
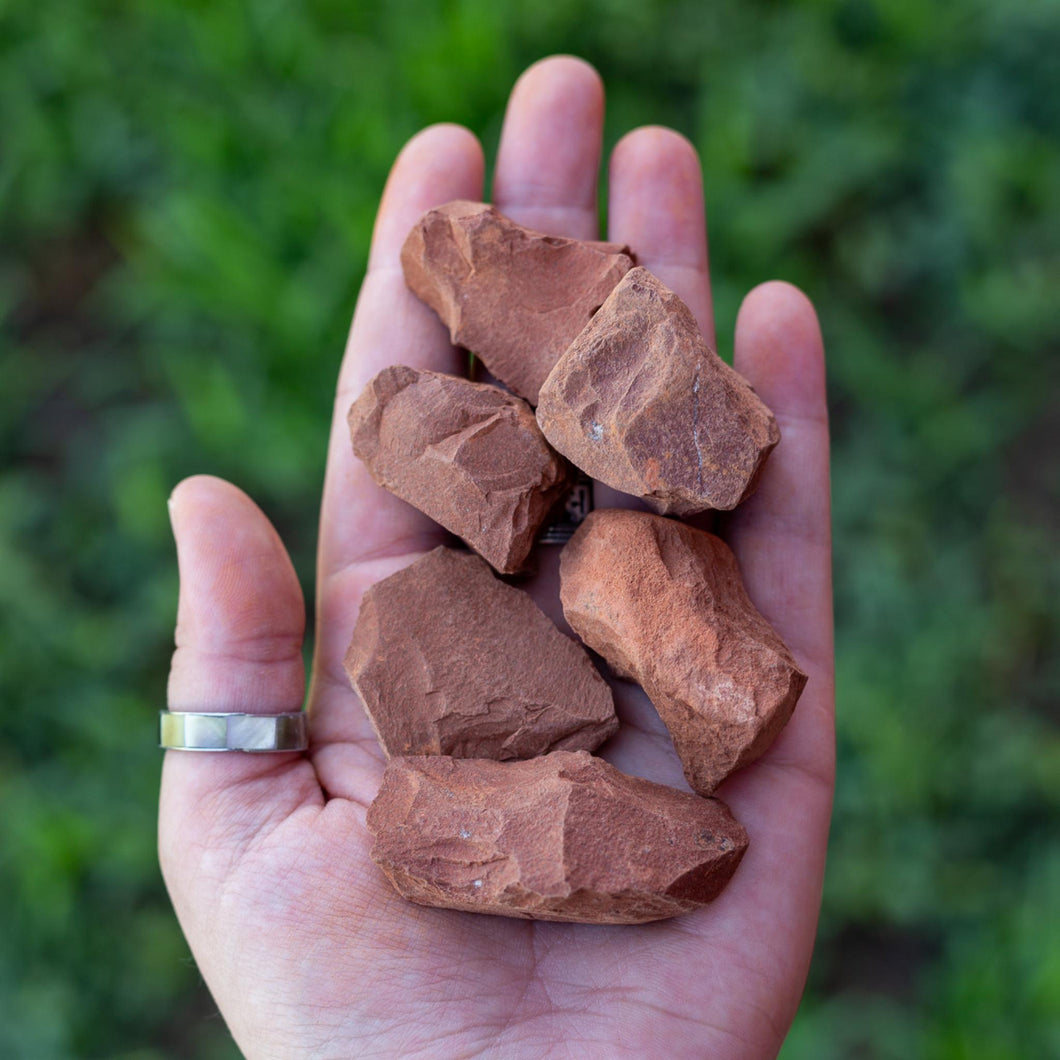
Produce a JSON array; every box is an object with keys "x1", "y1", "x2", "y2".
[
  {"x1": 345, "y1": 201, "x2": 806, "y2": 924},
  {"x1": 369, "y1": 752, "x2": 748, "y2": 925},
  {"x1": 345, "y1": 546, "x2": 618, "y2": 761},
  {"x1": 348, "y1": 365, "x2": 567, "y2": 574},
  {"x1": 401, "y1": 200, "x2": 635, "y2": 405},
  {"x1": 560, "y1": 509, "x2": 806, "y2": 796},
  {"x1": 537, "y1": 267, "x2": 779, "y2": 515}
]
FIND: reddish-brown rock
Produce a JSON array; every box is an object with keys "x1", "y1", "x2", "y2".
[
  {"x1": 537, "y1": 267, "x2": 780, "y2": 515},
  {"x1": 348, "y1": 366, "x2": 568, "y2": 573},
  {"x1": 560, "y1": 509, "x2": 807, "y2": 795},
  {"x1": 401, "y1": 200, "x2": 635, "y2": 404},
  {"x1": 345, "y1": 547, "x2": 618, "y2": 760},
  {"x1": 367, "y1": 750, "x2": 748, "y2": 923}
]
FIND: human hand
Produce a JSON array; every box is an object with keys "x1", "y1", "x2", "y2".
[{"x1": 160, "y1": 56, "x2": 834, "y2": 1059}]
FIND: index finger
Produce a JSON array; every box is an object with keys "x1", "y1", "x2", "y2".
[
  {"x1": 317, "y1": 124, "x2": 485, "y2": 585},
  {"x1": 309, "y1": 125, "x2": 483, "y2": 734}
]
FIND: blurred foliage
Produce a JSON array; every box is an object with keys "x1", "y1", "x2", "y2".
[{"x1": 1, "y1": 0, "x2": 1058, "y2": 1055}]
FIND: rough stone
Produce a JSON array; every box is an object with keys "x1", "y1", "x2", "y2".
[
  {"x1": 560, "y1": 509, "x2": 807, "y2": 795},
  {"x1": 345, "y1": 547, "x2": 618, "y2": 760},
  {"x1": 348, "y1": 365, "x2": 568, "y2": 573},
  {"x1": 367, "y1": 750, "x2": 748, "y2": 923},
  {"x1": 537, "y1": 267, "x2": 780, "y2": 515},
  {"x1": 401, "y1": 200, "x2": 635, "y2": 405}
]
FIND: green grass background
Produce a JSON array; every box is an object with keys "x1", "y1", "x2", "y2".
[{"x1": 2, "y1": 0, "x2": 1058, "y2": 1056}]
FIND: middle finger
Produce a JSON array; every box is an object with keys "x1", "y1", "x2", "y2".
[{"x1": 492, "y1": 55, "x2": 604, "y2": 240}]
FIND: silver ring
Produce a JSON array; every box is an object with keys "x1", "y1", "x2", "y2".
[{"x1": 160, "y1": 711, "x2": 308, "y2": 752}]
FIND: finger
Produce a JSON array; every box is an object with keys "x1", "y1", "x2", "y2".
[
  {"x1": 593, "y1": 126, "x2": 713, "y2": 516},
  {"x1": 309, "y1": 125, "x2": 483, "y2": 723},
  {"x1": 485, "y1": 55, "x2": 604, "y2": 615},
  {"x1": 721, "y1": 281, "x2": 833, "y2": 793},
  {"x1": 607, "y1": 125, "x2": 713, "y2": 344},
  {"x1": 723, "y1": 281, "x2": 833, "y2": 693},
  {"x1": 160, "y1": 476, "x2": 322, "y2": 891},
  {"x1": 706, "y1": 282, "x2": 834, "y2": 1029},
  {"x1": 493, "y1": 55, "x2": 604, "y2": 239},
  {"x1": 318, "y1": 124, "x2": 484, "y2": 585}
]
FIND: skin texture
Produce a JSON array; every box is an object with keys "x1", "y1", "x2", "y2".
[{"x1": 160, "y1": 56, "x2": 834, "y2": 1060}]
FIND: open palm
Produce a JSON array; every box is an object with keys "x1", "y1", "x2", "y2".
[{"x1": 160, "y1": 57, "x2": 834, "y2": 1060}]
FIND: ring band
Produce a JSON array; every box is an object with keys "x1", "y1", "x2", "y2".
[{"x1": 160, "y1": 711, "x2": 308, "y2": 752}]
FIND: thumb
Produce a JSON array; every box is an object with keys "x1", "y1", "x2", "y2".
[{"x1": 159, "y1": 476, "x2": 322, "y2": 905}]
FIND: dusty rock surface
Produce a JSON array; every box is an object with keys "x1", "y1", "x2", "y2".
[
  {"x1": 537, "y1": 267, "x2": 779, "y2": 515},
  {"x1": 348, "y1": 365, "x2": 568, "y2": 573},
  {"x1": 367, "y1": 750, "x2": 748, "y2": 923},
  {"x1": 345, "y1": 547, "x2": 618, "y2": 760},
  {"x1": 401, "y1": 200, "x2": 635, "y2": 404},
  {"x1": 560, "y1": 509, "x2": 807, "y2": 794}
]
